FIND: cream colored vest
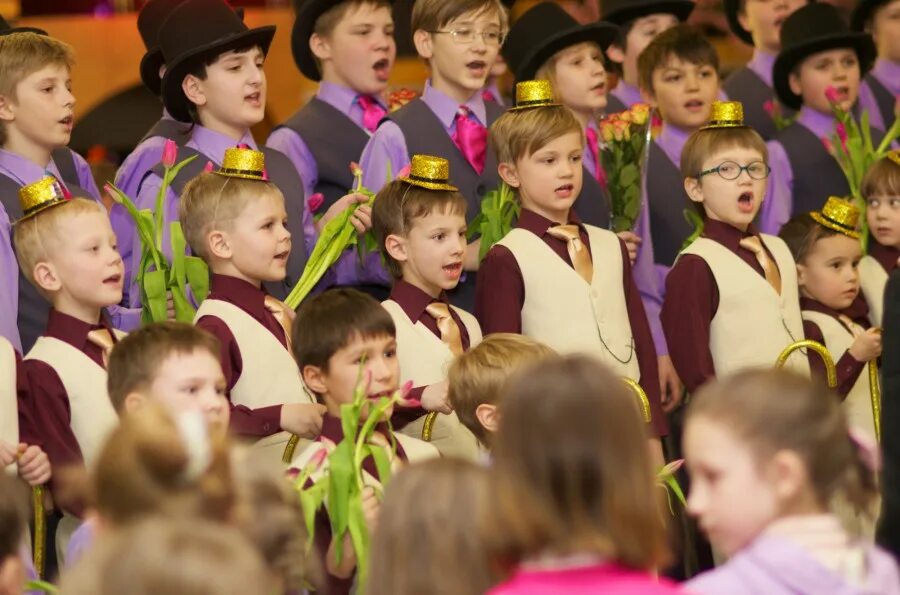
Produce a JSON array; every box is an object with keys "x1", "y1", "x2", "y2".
[
  {"x1": 381, "y1": 299, "x2": 481, "y2": 461},
  {"x1": 802, "y1": 311, "x2": 878, "y2": 440},
  {"x1": 681, "y1": 235, "x2": 809, "y2": 377},
  {"x1": 858, "y1": 255, "x2": 888, "y2": 327},
  {"x1": 497, "y1": 225, "x2": 641, "y2": 381},
  {"x1": 24, "y1": 335, "x2": 122, "y2": 468},
  {"x1": 194, "y1": 299, "x2": 314, "y2": 461},
  {"x1": 1, "y1": 338, "x2": 17, "y2": 475}
]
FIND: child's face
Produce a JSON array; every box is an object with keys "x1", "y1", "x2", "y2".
[
  {"x1": 0, "y1": 63, "x2": 74, "y2": 152},
  {"x1": 136, "y1": 348, "x2": 230, "y2": 434},
  {"x1": 189, "y1": 47, "x2": 266, "y2": 136},
  {"x1": 609, "y1": 13, "x2": 679, "y2": 83},
  {"x1": 798, "y1": 234, "x2": 862, "y2": 310},
  {"x1": 684, "y1": 416, "x2": 780, "y2": 558},
  {"x1": 415, "y1": 8, "x2": 502, "y2": 102},
  {"x1": 646, "y1": 56, "x2": 719, "y2": 130},
  {"x1": 867, "y1": 193, "x2": 900, "y2": 248},
  {"x1": 872, "y1": 0, "x2": 900, "y2": 63},
  {"x1": 500, "y1": 131, "x2": 584, "y2": 224},
  {"x1": 788, "y1": 48, "x2": 860, "y2": 113},
  {"x1": 551, "y1": 42, "x2": 608, "y2": 118},
  {"x1": 391, "y1": 207, "x2": 467, "y2": 298},
  {"x1": 42, "y1": 209, "x2": 124, "y2": 317},
  {"x1": 685, "y1": 146, "x2": 768, "y2": 230},
  {"x1": 315, "y1": 333, "x2": 400, "y2": 419},
  {"x1": 313, "y1": 3, "x2": 396, "y2": 96},
  {"x1": 738, "y1": 0, "x2": 806, "y2": 54},
  {"x1": 216, "y1": 192, "x2": 291, "y2": 286}
]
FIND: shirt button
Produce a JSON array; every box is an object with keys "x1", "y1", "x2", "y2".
[{"x1": 263, "y1": 423, "x2": 272, "y2": 433}]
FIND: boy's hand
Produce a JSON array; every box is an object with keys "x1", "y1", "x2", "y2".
[
  {"x1": 361, "y1": 486, "x2": 381, "y2": 533},
  {"x1": 616, "y1": 231, "x2": 641, "y2": 265},
  {"x1": 849, "y1": 328, "x2": 882, "y2": 363},
  {"x1": 0, "y1": 440, "x2": 16, "y2": 467},
  {"x1": 280, "y1": 403, "x2": 327, "y2": 438},
  {"x1": 658, "y1": 355, "x2": 684, "y2": 412},
  {"x1": 421, "y1": 380, "x2": 452, "y2": 414},
  {"x1": 17, "y1": 444, "x2": 51, "y2": 486},
  {"x1": 317, "y1": 193, "x2": 372, "y2": 234}
]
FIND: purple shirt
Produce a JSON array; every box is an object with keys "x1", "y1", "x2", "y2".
[
  {"x1": 762, "y1": 106, "x2": 837, "y2": 234},
  {"x1": 859, "y1": 58, "x2": 900, "y2": 132},
  {"x1": 358, "y1": 80, "x2": 489, "y2": 193},
  {"x1": 631, "y1": 123, "x2": 693, "y2": 356},
  {"x1": 65, "y1": 516, "x2": 95, "y2": 567},
  {"x1": 610, "y1": 80, "x2": 643, "y2": 110},
  {"x1": 746, "y1": 48, "x2": 776, "y2": 87}
]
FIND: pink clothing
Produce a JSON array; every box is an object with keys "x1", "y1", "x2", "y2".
[{"x1": 489, "y1": 561, "x2": 684, "y2": 595}]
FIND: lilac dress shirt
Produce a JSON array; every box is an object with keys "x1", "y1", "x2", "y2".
[
  {"x1": 746, "y1": 48, "x2": 776, "y2": 87},
  {"x1": 859, "y1": 58, "x2": 900, "y2": 132},
  {"x1": 610, "y1": 79, "x2": 643, "y2": 109}
]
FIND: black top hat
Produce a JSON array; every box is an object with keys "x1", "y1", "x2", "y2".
[
  {"x1": 0, "y1": 14, "x2": 47, "y2": 36},
  {"x1": 502, "y1": 2, "x2": 619, "y2": 83},
  {"x1": 851, "y1": 0, "x2": 889, "y2": 31},
  {"x1": 772, "y1": 3, "x2": 875, "y2": 110},
  {"x1": 600, "y1": 0, "x2": 694, "y2": 26},
  {"x1": 723, "y1": 0, "x2": 814, "y2": 46},
  {"x1": 291, "y1": 0, "x2": 395, "y2": 81},
  {"x1": 158, "y1": 0, "x2": 275, "y2": 122}
]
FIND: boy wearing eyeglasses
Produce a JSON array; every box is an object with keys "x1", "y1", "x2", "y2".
[
  {"x1": 661, "y1": 100, "x2": 809, "y2": 395},
  {"x1": 357, "y1": 0, "x2": 508, "y2": 310}
]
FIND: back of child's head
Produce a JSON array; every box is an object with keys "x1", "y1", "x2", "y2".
[
  {"x1": 447, "y1": 333, "x2": 556, "y2": 447},
  {"x1": 179, "y1": 172, "x2": 284, "y2": 261},
  {"x1": 59, "y1": 517, "x2": 274, "y2": 595},
  {"x1": 292, "y1": 287, "x2": 395, "y2": 371},
  {"x1": 490, "y1": 104, "x2": 583, "y2": 165},
  {"x1": 371, "y1": 179, "x2": 467, "y2": 278},
  {"x1": 13, "y1": 198, "x2": 106, "y2": 293},
  {"x1": 368, "y1": 458, "x2": 496, "y2": 595},
  {"x1": 411, "y1": 0, "x2": 506, "y2": 35},
  {"x1": 107, "y1": 321, "x2": 221, "y2": 414},
  {"x1": 0, "y1": 472, "x2": 27, "y2": 564},
  {"x1": 487, "y1": 354, "x2": 668, "y2": 570},
  {"x1": 0, "y1": 32, "x2": 74, "y2": 146},
  {"x1": 687, "y1": 369, "x2": 879, "y2": 516},
  {"x1": 638, "y1": 24, "x2": 719, "y2": 95},
  {"x1": 862, "y1": 152, "x2": 900, "y2": 200},
  {"x1": 778, "y1": 212, "x2": 844, "y2": 264},
  {"x1": 90, "y1": 405, "x2": 234, "y2": 527}
]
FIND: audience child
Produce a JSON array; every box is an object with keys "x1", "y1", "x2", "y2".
[
  {"x1": 853, "y1": 0, "x2": 900, "y2": 132},
  {"x1": 859, "y1": 151, "x2": 900, "y2": 326}
]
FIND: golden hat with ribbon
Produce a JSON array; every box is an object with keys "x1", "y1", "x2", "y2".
[
  {"x1": 509, "y1": 80, "x2": 560, "y2": 111},
  {"x1": 701, "y1": 100, "x2": 746, "y2": 129},
  {"x1": 399, "y1": 155, "x2": 459, "y2": 191},
  {"x1": 810, "y1": 196, "x2": 860, "y2": 238},
  {"x1": 215, "y1": 147, "x2": 266, "y2": 181},
  {"x1": 16, "y1": 176, "x2": 70, "y2": 223},
  {"x1": 887, "y1": 149, "x2": 900, "y2": 167}
]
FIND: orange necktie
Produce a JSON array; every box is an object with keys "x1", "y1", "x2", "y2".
[
  {"x1": 547, "y1": 224, "x2": 593, "y2": 284},
  {"x1": 86, "y1": 328, "x2": 115, "y2": 368},
  {"x1": 425, "y1": 302, "x2": 464, "y2": 356},
  {"x1": 740, "y1": 236, "x2": 781, "y2": 295},
  {"x1": 264, "y1": 295, "x2": 296, "y2": 350}
]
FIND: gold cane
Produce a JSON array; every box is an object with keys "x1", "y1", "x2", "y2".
[
  {"x1": 622, "y1": 378, "x2": 652, "y2": 423},
  {"x1": 282, "y1": 434, "x2": 300, "y2": 464},
  {"x1": 32, "y1": 485, "x2": 45, "y2": 578},
  {"x1": 868, "y1": 360, "x2": 881, "y2": 442},
  {"x1": 421, "y1": 412, "x2": 437, "y2": 441},
  {"x1": 775, "y1": 340, "x2": 836, "y2": 389}
]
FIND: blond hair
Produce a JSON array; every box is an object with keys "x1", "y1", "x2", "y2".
[
  {"x1": 12, "y1": 198, "x2": 105, "y2": 295},
  {"x1": 179, "y1": 172, "x2": 284, "y2": 261},
  {"x1": 861, "y1": 152, "x2": 900, "y2": 200},
  {"x1": 534, "y1": 41, "x2": 603, "y2": 88},
  {"x1": 490, "y1": 105, "x2": 583, "y2": 165},
  {"x1": 0, "y1": 32, "x2": 75, "y2": 146},
  {"x1": 368, "y1": 459, "x2": 497, "y2": 595},
  {"x1": 411, "y1": 0, "x2": 506, "y2": 35},
  {"x1": 447, "y1": 333, "x2": 555, "y2": 446}
]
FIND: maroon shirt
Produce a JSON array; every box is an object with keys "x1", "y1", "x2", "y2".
[
  {"x1": 388, "y1": 280, "x2": 472, "y2": 429},
  {"x1": 661, "y1": 220, "x2": 781, "y2": 394},
  {"x1": 19, "y1": 309, "x2": 117, "y2": 516},
  {"x1": 195, "y1": 274, "x2": 288, "y2": 438},
  {"x1": 869, "y1": 240, "x2": 900, "y2": 274},
  {"x1": 801, "y1": 297, "x2": 870, "y2": 397},
  {"x1": 475, "y1": 209, "x2": 667, "y2": 437}
]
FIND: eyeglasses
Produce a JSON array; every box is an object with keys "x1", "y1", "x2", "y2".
[
  {"x1": 428, "y1": 28, "x2": 505, "y2": 46},
  {"x1": 698, "y1": 160, "x2": 771, "y2": 181}
]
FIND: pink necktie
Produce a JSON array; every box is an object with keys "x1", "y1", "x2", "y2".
[
  {"x1": 357, "y1": 95, "x2": 387, "y2": 133},
  {"x1": 585, "y1": 126, "x2": 607, "y2": 189},
  {"x1": 482, "y1": 89, "x2": 498, "y2": 104},
  {"x1": 452, "y1": 106, "x2": 487, "y2": 174}
]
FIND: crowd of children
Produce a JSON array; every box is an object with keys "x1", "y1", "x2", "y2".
[{"x1": 1, "y1": 0, "x2": 900, "y2": 592}]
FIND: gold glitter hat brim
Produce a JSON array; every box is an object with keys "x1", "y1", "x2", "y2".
[
  {"x1": 810, "y1": 197, "x2": 861, "y2": 239},
  {"x1": 810, "y1": 211, "x2": 860, "y2": 238},
  {"x1": 399, "y1": 177, "x2": 460, "y2": 191},
  {"x1": 15, "y1": 199, "x2": 70, "y2": 224},
  {"x1": 399, "y1": 155, "x2": 459, "y2": 191},
  {"x1": 215, "y1": 147, "x2": 266, "y2": 181}
]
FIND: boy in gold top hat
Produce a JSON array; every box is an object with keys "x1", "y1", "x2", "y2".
[
  {"x1": 181, "y1": 148, "x2": 326, "y2": 463},
  {"x1": 371, "y1": 154, "x2": 482, "y2": 460},
  {"x1": 662, "y1": 100, "x2": 809, "y2": 395},
  {"x1": 13, "y1": 177, "x2": 124, "y2": 563},
  {"x1": 780, "y1": 198, "x2": 882, "y2": 441}
]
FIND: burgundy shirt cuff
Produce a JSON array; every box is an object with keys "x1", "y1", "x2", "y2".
[{"x1": 229, "y1": 404, "x2": 283, "y2": 438}]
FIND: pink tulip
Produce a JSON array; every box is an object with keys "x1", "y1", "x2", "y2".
[
  {"x1": 762, "y1": 100, "x2": 775, "y2": 117},
  {"x1": 309, "y1": 447, "x2": 328, "y2": 471},
  {"x1": 396, "y1": 164, "x2": 411, "y2": 179},
  {"x1": 821, "y1": 136, "x2": 835, "y2": 155},
  {"x1": 824, "y1": 86, "x2": 840, "y2": 104},
  {"x1": 262, "y1": 168, "x2": 269, "y2": 181},
  {"x1": 349, "y1": 161, "x2": 362, "y2": 177},
  {"x1": 103, "y1": 182, "x2": 114, "y2": 198},
  {"x1": 203, "y1": 160, "x2": 214, "y2": 173},
  {"x1": 161, "y1": 138, "x2": 178, "y2": 168},
  {"x1": 307, "y1": 192, "x2": 325, "y2": 213}
]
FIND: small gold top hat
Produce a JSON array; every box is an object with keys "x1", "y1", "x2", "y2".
[
  {"x1": 701, "y1": 100, "x2": 746, "y2": 129},
  {"x1": 509, "y1": 80, "x2": 560, "y2": 111},
  {"x1": 216, "y1": 147, "x2": 266, "y2": 181},
  {"x1": 887, "y1": 149, "x2": 900, "y2": 168},
  {"x1": 810, "y1": 196, "x2": 860, "y2": 238},
  {"x1": 399, "y1": 155, "x2": 459, "y2": 191},
  {"x1": 16, "y1": 176, "x2": 70, "y2": 223}
]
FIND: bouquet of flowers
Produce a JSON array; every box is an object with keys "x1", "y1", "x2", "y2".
[
  {"x1": 599, "y1": 103, "x2": 652, "y2": 232},
  {"x1": 105, "y1": 139, "x2": 208, "y2": 323},
  {"x1": 469, "y1": 182, "x2": 519, "y2": 260},
  {"x1": 388, "y1": 88, "x2": 418, "y2": 112}
]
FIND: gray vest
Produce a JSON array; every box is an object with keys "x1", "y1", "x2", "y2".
[
  {"x1": 864, "y1": 74, "x2": 896, "y2": 131},
  {"x1": 576, "y1": 166, "x2": 611, "y2": 229},
  {"x1": 723, "y1": 67, "x2": 794, "y2": 141},
  {"x1": 777, "y1": 123, "x2": 853, "y2": 216},
  {"x1": 139, "y1": 117, "x2": 192, "y2": 146},
  {"x1": 275, "y1": 98, "x2": 369, "y2": 212},
  {"x1": 0, "y1": 156, "x2": 94, "y2": 351},
  {"x1": 646, "y1": 140, "x2": 694, "y2": 267},
  {"x1": 147, "y1": 145, "x2": 308, "y2": 301},
  {"x1": 386, "y1": 99, "x2": 504, "y2": 311},
  {"x1": 605, "y1": 93, "x2": 627, "y2": 115}
]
